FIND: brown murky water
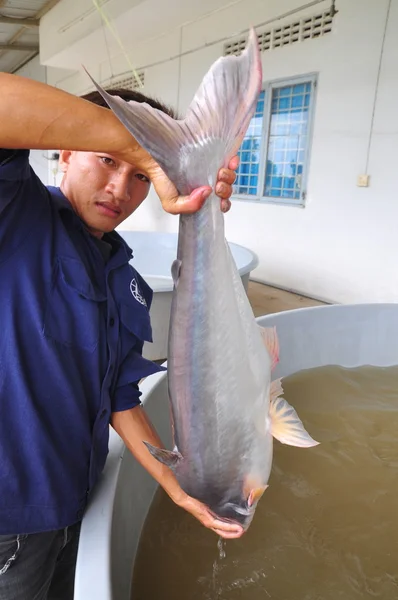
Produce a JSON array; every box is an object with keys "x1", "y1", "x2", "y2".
[{"x1": 132, "y1": 365, "x2": 398, "y2": 599}]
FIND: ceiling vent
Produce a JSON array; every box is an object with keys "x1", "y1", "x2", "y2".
[
  {"x1": 102, "y1": 71, "x2": 145, "y2": 91},
  {"x1": 224, "y1": 10, "x2": 334, "y2": 56}
]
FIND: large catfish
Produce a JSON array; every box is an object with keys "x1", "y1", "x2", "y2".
[{"x1": 88, "y1": 28, "x2": 318, "y2": 530}]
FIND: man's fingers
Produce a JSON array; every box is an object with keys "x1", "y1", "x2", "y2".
[
  {"x1": 163, "y1": 186, "x2": 230, "y2": 215},
  {"x1": 179, "y1": 495, "x2": 244, "y2": 539},
  {"x1": 212, "y1": 519, "x2": 243, "y2": 534},
  {"x1": 152, "y1": 165, "x2": 212, "y2": 214},
  {"x1": 218, "y1": 167, "x2": 237, "y2": 186},
  {"x1": 211, "y1": 520, "x2": 244, "y2": 539},
  {"x1": 215, "y1": 181, "x2": 231, "y2": 199},
  {"x1": 228, "y1": 155, "x2": 240, "y2": 171},
  {"x1": 206, "y1": 514, "x2": 244, "y2": 537},
  {"x1": 171, "y1": 187, "x2": 211, "y2": 214},
  {"x1": 152, "y1": 159, "x2": 237, "y2": 215},
  {"x1": 221, "y1": 199, "x2": 231, "y2": 213},
  {"x1": 213, "y1": 528, "x2": 244, "y2": 539}
]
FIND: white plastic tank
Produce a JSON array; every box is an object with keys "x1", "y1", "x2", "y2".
[
  {"x1": 117, "y1": 231, "x2": 259, "y2": 360},
  {"x1": 74, "y1": 303, "x2": 398, "y2": 600}
]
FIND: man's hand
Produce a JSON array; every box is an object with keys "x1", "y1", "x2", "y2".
[
  {"x1": 176, "y1": 493, "x2": 244, "y2": 539},
  {"x1": 149, "y1": 156, "x2": 239, "y2": 215}
]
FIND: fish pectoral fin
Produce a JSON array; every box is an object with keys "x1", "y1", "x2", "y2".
[
  {"x1": 259, "y1": 326, "x2": 279, "y2": 370},
  {"x1": 171, "y1": 259, "x2": 182, "y2": 287},
  {"x1": 243, "y1": 474, "x2": 269, "y2": 507},
  {"x1": 248, "y1": 485, "x2": 268, "y2": 507},
  {"x1": 255, "y1": 379, "x2": 284, "y2": 435},
  {"x1": 270, "y1": 378, "x2": 284, "y2": 401},
  {"x1": 269, "y1": 396, "x2": 320, "y2": 448},
  {"x1": 143, "y1": 442, "x2": 183, "y2": 469}
]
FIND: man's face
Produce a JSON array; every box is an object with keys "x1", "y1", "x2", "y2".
[{"x1": 59, "y1": 151, "x2": 151, "y2": 238}]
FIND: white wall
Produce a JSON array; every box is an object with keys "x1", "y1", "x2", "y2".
[{"x1": 25, "y1": 0, "x2": 398, "y2": 302}]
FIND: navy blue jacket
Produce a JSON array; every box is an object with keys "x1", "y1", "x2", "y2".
[{"x1": 0, "y1": 150, "x2": 164, "y2": 534}]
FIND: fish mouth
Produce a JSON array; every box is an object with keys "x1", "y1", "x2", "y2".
[{"x1": 211, "y1": 504, "x2": 254, "y2": 530}]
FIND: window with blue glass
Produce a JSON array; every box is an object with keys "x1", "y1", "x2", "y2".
[
  {"x1": 234, "y1": 76, "x2": 316, "y2": 205},
  {"x1": 235, "y1": 90, "x2": 265, "y2": 196}
]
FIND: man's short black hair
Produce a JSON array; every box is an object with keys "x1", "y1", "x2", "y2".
[{"x1": 81, "y1": 87, "x2": 176, "y2": 119}]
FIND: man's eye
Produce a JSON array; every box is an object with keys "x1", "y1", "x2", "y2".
[
  {"x1": 136, "y1": 173, "x2": 150, "y2": 183},
  {"x1": 100, "y1": 156, "x2": 115, "y2": 166}
]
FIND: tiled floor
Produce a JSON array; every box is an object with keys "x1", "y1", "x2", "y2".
[
  {"x1": 149, "y1": 282, "x2": 326, "y2": 365},
  {"x1": 247, "y1": 281, "x2": 327, "y2": 317}
]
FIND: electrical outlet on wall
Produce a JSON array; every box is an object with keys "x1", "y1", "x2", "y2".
[{"x1": 357, "y1": 174, "x2": 370, "y2": 187}]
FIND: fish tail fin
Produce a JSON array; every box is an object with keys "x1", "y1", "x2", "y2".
[
  {"x1": 269, "y1": 395, "x2": 319, "y2": 448},
  {"x1": 260, "y1": 326, "x2": 280, "y2": 370},
  {"x1": 83, "y1": 27, "x2": 262, "y2": 195}
]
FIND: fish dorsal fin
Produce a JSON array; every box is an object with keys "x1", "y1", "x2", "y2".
[
  {"x1": 143, "y1": 442, "x2": 183, "y2": 470},
  {"x1": 269, "y1": 397, "x2": 319, "y2": 448},
  {"x1": 83, "y1": 28, "x2": 262, "y2": 196},
  {"x1": 171, "y1": 259, "x2": 182, "y2": 287},
  {"x1": 259, "y1": 326, "x2": 280, "y2": 370}
]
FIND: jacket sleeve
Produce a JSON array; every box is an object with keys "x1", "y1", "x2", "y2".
[{"x1": 111, "y1": 349, "x2": 166, "y2": 412}]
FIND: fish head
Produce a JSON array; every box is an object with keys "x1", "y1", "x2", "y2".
[
  {"x1": 211, "y1": 482, "x2": 270, "y2": 531},
  {"x1": 208, "y1": 434, "x2": 274, "y2": 530},
  {"x1": 211, "y1": 499, "x2": 256, "y2": 530}
]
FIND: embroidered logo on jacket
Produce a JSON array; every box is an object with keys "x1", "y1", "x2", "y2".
[{"x1": 130, "y1": 278, "x2": 147, "y2": 306}]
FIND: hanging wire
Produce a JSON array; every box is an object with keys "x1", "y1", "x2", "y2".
[
  {"x1": 114, "y1": 0, "x2": 333, "y2": 73},
  {"x1": 100, "y1": 9, "x2": 114, "y2": 83},
  {"x1": 92, "y1": 0, "x2": 143, "y2": 89},
  {"x1": 89, "y1": 0, "x2": 337, "y2": 85},
  {"x1": 364, "y1": 0, "x2": 391, "y2": 172}
]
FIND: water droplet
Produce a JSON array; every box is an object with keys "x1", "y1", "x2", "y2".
[{"x1": 218, "y1": 537, "x2": 226, "y2": 560}]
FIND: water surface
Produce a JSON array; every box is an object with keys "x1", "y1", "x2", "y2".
[{"x1": 132, "y1": 365, "x2": 398, "y2": 599}]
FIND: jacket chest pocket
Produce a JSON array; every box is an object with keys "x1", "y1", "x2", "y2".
[
  {"x1": 113, "y1": 267, "x2": 154, "y2": 357},
  {"x1": 43, "y1": 256, "x2": 106, "y2": 352}
]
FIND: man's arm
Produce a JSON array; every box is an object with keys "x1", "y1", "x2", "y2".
[
  {"x1": 111, "y1": 406, "x2": 244, "y2": 539},
  {"x1": 0, "y1": 73, "x2": 237, "y2": 214},
  {"x1": 0, "y1": 72, "x2": 137, "y2": 156}
]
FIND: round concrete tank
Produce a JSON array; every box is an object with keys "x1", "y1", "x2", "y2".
[
  {"x1": 117, "y1": 231, "x2": 259, "y2": 360},
  {"x1": 74, "y1": 303, "x2": 398, "y2": 599}
]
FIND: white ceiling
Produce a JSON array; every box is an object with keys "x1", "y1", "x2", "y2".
[{"x1": 0, "y1": 0, "x2": 62, "y2": 73}]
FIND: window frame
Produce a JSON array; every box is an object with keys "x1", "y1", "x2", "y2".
[{"x1": 233, "y1": 72, "x2": 318, "y2": 208}]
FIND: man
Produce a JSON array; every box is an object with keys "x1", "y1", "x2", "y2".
[{"x1": 0, "y1": 73, "x2": 243, "y2": 600}]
